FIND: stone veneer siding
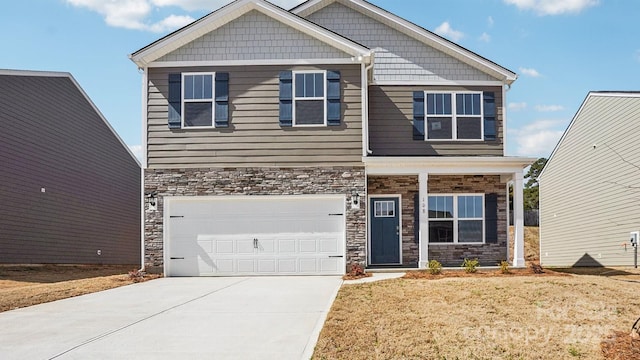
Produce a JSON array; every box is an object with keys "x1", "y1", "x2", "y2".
[
  {"x1": 428, "y1": 175, "x2": 507, "y2": 266},
  {"x1": 144, "y1": 167, "x2": 366, "y2": 273},
  {"x1": 367, "y1": 176, "x2": 419, "y2": 266}
]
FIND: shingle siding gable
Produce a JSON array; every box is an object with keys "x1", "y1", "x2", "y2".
[
  {"x1": 305, "y1": 2, "x2": 497, "y2": 82},
  {"x1": 157, "y1": 10, "x2": 351, "y2": 62}
]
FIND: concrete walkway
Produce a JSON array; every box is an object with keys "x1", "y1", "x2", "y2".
[{"x1": 0, "y1": 276, "x2": 342, "y2": 360}]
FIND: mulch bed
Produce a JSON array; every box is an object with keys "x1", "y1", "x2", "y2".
[
  {"x1": 601, "y1": 331, "x2": 640, "y2": 359},
  {"x1": 402, "y1": 267, "x2": 569, "y2": 279}
]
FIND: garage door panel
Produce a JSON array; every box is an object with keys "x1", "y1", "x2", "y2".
[{"x1": 166, "y1": 196, "x2": 345, "y2": 276}]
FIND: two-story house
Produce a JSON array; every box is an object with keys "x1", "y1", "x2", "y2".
[{"x1": 130, "y1": 0, "x2": 534, "y2": 276}]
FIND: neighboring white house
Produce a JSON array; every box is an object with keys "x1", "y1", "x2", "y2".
[{"x1": 539, "y1": 92, "x2": 640, "y2": 267}]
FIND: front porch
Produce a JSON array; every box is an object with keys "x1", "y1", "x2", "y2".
[{"x1": 364, "y1": 156, "x2": 534, "y2": 269}]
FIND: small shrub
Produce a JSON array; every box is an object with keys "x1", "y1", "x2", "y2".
[
  {"x1": 343, "y1": 263, "x2": 371, "y2": 280},
  {"x1": 567, "y1": 344, "x2": 581, "y2": 357},
  {"x1": 461, "y1": 258, "x2": 479, "y2": 273},
  {"x1": 427, "y1": 260, "x2": 443, "y2": 275},
  {"x1": 530, "y1": 263, "x2": 544, "y2": 274},
  {"x1": 499, "y1": 260, "x2": 510, "y2": 274}
]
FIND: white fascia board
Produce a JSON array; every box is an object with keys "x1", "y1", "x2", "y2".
[
  {"x1": 146, "y1": 58, "x2": 359, "y2": 68},
  {"x1": 292, "y1": 0, "x2": 516, "y2": 83},
  {"x1": 364, "y1": 156, "x2": 536, "y2": 175},
  {"x1": 130, "y1": 0, "x2": 369, "y2": 68},
  {"x1": 373, "y1": 80, "x2": 505, "y2": 87}
]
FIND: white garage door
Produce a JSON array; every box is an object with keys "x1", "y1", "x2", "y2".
[{"x1": 165, "y1": 196, "x2": 346, "y2": 276}]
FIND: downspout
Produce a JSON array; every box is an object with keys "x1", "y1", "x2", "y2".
[
  {"x1": 139, "y1": 66, "x2": 148, "y2": 272},
  {"x1": 362, "y1": 52, "x2": 375, "y2": 155}
]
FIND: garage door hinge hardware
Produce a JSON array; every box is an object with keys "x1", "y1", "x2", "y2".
[
  {"x1": 328, "y1": 255, "x2": 344, "y2": 258},
  {"x1": 170, "y1": 215, "x2": 184, "y2": 218},
  {"x1": 253, "y1": 238, "x2": 258, "y2": 249},
  {"x1": 170, "y1": 257, "x2": 185, "y2": 260},
  {"x1": 328, "y1": 213, "x2": 344, "y2": 216}
]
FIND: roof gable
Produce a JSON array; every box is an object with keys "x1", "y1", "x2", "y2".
[
  {"x1": 292, "y1": 0, "x2": 516, "y2": 83},
  {"x1": 157, "y1": 10, "x2": 352, "y2": 63},
  {"x1": 130, "y1": 0, "x2": 370, "y2": 67},
  {"x1": 0, "y1": 69, "x2": 140, "y2": 166},
  {"x1": 540, "y1": 92, "x2": 640, "y2": 180}
]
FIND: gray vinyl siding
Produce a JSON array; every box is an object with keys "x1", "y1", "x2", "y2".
[
  {"x1": 539, "y1": 94, "x2": 640, "y2": 267},
  {"x1": 0, "y1": 74, "x2": 141, "y2": 264},
  {"x1": 368, "y1": 85, "x2": 504, "y2": 156},
  {"x1": 158, "y1": 10, "x2": 351, "y2": 63},
  {"x1": 305, "y1": 2, "x2": 497, "y2": 83},
  {"x1": 147, "y1": 65, "x2": 363, "y2": 168}
]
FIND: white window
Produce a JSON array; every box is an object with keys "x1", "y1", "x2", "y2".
[
  {"x1": 426, "y1": 92, "x2": 483, "y2": 140},
  {"x1": 182, "y1": 72, "x2": 215, "y2": 128},
  {"x1": 428, "y1": 194, "x2": 484, "y2": 243},
  {"x1": 293, "y1": 71, "x2": 326, "y2": 126}
]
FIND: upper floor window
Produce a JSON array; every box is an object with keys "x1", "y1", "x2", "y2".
[
  {"x1": 293, "y1": 71, "x2": 326, "y2": 126},
  {"x1": 426, "y1": 92, "x2": 483, "y2": 140},
  {"x1": 182, "y1": 72, "x2": 214, "y2": 128}
]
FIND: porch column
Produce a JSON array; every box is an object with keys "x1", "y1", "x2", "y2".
[
  {"x1": 418, "y1": 172, "x2": 428, "y2": 268},
  {"x1": 512, "y1": 171, "x2": 525, "y2": 267}
]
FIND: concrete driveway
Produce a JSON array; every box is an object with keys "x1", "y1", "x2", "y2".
[{"x1": 0, "y1": 276, "x2": 342, "y2": 360}]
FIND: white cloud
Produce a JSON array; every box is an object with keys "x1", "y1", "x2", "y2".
[
  {"x1": 508, "y1": 102, "x2": 527, "y2": 111},
  {"x1": 535, "y1": 104, "x2": 564, "y2": 112},
  {"x1": 487, "y1": 16, "x2": 494, "y2": 27},
  {"x1": 510, "y1": 120, "x2": 565, "y2": 156},
  {"x1": 66, "y1": 0, "x2": 304, "y2": 32},
  {"x1": 479, "y1": 32, "x2": 491, "y2": 43},
  {"x1": 519, "y1": 67, "x2": 541, "y2": 77},
  {"x1": 128, "y1": 144, "x2": 143, "y2": 161},
  {"x1": 504, "y1": 0, "x2": 599, "y2": 15},
  {"x1": 434, "y1": 22, "x2": 464, "y2": 42}
]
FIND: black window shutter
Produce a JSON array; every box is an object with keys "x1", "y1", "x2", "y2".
[
  {"x1": 485, "y1": 193, "x2": 498, "y2": 244},
  {"x1": 279, "y1": 71, "x2": 293, "y2": 127},
  {"x1": 483, "y1": 92, "x2": 496, "y2": 141},
  {"x1": 413, "y1": 91, "x2": 425, "y2": 140},
  {"x1": 168, "y1": 73, "x2": 182, "y2": 129},
  {"x1": 214, "y1": 72, "x2": 229, "y2": 128},
  {"x1": 326, "y1": 70, "x2": 341, "y2": 126}
]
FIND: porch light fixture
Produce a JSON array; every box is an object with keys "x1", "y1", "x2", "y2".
[
  {"x1": 351, "y1": 189, "x2": 360, "y2": 208},
  {"x1": 146, "y1": 191, "x2": 158, "y2": 211}
]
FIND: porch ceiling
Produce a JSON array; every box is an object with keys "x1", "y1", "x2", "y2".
[{"x1": 363, "y1": 156, "x2": 536, "y2": 176}]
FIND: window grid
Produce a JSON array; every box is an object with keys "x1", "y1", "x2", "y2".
[
  {"x1": 374, "y1": 200, "x2": 395, "y2": 218},
  {"x1": 427, "y1": 194, "x2": 485, "y2": 244},
  {"x1": 182, "y1": 72, "x2": 215, "y2": 128},
  {"x1": 293, "y1": 70, "x2": 326, "y2": 127},
  {"x1": 425, "y1": 91, "x2": 484, "y2": 141}
]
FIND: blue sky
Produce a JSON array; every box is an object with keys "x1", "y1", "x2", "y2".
[{"x1": 1, "y1": 0, "x2": 638, "y2": 159}]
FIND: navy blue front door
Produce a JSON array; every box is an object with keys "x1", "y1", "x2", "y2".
[{"x1": 370, "y1": 197, "x2": 400, "y2": 264}]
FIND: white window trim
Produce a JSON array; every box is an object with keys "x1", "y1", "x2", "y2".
[
  {"x1": 292, "y1": 70, "x2": 327, "y2": 127},
  {"x1": 427, "y1": 193, "x2": 485, "y2": 244},
  {"x1": 181, "y1": 72, "x2": 215, "y2": 129},
  {"x1": 425, "y1": 91, "x2": 484, "y2": 141}
]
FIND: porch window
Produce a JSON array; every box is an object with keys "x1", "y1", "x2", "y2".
[
  {"x1": 428, "y1": 194, "x2": 484, "y2": 243},
  {"x1": 426, "y1": 92, "x2": 482, "y2": 140}
]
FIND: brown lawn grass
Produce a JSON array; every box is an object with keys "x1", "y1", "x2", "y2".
[
  {"x1": 314, "y1": 270, "x2": 640, "y2": 360},
  {"x1": 0, "y1": 265, "x2": 159, "y2": 312},
  {"x1": 509, "y1": 225, "x2": 540, "y2": 263}
]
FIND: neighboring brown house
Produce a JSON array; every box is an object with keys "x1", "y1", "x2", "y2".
[
  {"x1": 0, "y1": 70, "x2": 141, "y2": 265},
  {"x1": 130, "y1": 0, "x2": 534, "y2": 276}
]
